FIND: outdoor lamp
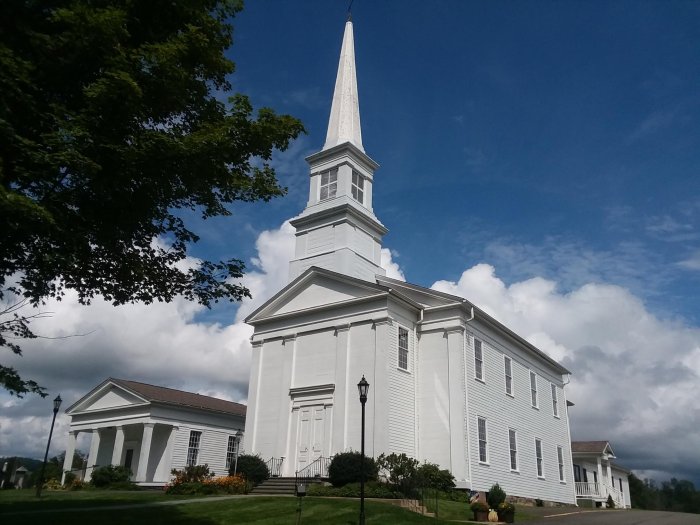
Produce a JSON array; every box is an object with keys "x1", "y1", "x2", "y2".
[{"x1": 357, "y1": 375, "x2": 369, "y2": 403}]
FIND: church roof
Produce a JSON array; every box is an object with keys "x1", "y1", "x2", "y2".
[
  {"x1": 572, "y1": 440, "x2": 615, "y2": 455},
  {"x1": 67, "y1": 378, "x2": 246, "y2": 417},
  {"x1": 323, "y1": 18, "x2": 364, "y2": 152}
]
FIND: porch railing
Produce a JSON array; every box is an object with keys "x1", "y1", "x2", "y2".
[
  {"x1": 576, "y1": 481, "x2": 601, "y2": 498},
  {"x1": 266, "y1": 457, "x2": 284, "y2": 478},
  {"x1": 575, "y1": 482, "x2": 625, "y2": 507}
]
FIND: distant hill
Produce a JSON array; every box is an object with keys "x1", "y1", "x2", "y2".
[{"x1": 1, "y1": 456, "x2": 43, "y2": 472}]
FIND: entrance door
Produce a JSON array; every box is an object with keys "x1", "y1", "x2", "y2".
[{"x1": 296, "y1": 406, "x2": 326, "y2": 471}]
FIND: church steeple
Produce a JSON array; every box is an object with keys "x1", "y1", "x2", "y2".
[
  {"x1": 323, "y1": 19, "x2": 364, "y2": 152},
  {"x1": 288, "y1": 18, "x2": 387, "y2": 283}
]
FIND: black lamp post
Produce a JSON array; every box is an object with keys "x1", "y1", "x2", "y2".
[
  {"x1": 36, "y1": 394, "x2": 62, "y2": 497},
  {"x1": 357, "y1": 375, "x2": 369, "y2": 525}
]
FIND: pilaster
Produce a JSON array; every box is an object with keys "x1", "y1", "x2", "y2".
[{"x1": 85, "y1": 429, "x2": 101, "y2": 481}]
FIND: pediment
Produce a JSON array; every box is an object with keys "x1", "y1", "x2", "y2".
[
  {"x1": 66, "y1": 380, "x2": 149, "y2": 414},
  {"x1": 246, "y1": 267, "x2": 389, "y2": 323}
]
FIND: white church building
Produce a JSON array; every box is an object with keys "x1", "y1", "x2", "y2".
[{"x1": 243, "y1": 18, "x2": 577, "y2": 504}]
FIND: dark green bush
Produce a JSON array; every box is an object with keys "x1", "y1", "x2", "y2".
[
  {"x1": 63, "y1": 472, "x2": 77, "y2": 486},
  {"x1": 487, "y1": 483, "x2": 507, "y2": 509},
  {"x1": 90, "y1": 465, "x2": 133, "y2": 488},
  {"x1": 607, "y1": 494, "x2": 615, "y2": 508},
  {"x1": 416, "y1": 462, "x2": 455, "y2": 491},
  {"x1": 328, "y1": 451, "x2": 378, "y2": 487},
  {"x1": 165, "y1": 482, "x2": 219, "y2": 495},
  {"x1": 231, "y1": 454, "x2": 269, "y2": 485}
]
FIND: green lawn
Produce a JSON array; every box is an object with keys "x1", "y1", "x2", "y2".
[
  {"x1": 424, "y1": 498, "x2": 539, "y2": 522},
  {"x1": 0, "y1": 491, "x2": 437, "y2": 524}
]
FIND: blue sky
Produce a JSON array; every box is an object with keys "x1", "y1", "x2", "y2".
[
  {"x1": 3, "y1": 1, "x2": 700, "y2": 488},
  {"x1": 193, "y1": 0, "x2": 700, "y2": 326}
]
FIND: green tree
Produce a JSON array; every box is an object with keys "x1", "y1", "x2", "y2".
[{"x1": 0, "y1": 0, "x2": 304, "y2": 396}]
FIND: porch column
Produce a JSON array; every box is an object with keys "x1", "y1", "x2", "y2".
[
  {"x1": 597, "y1": 458, "x2": 604, "y2": 495},
  {"x1": 136, "y1": 423, "x2": 154, "y2": 482},
  {"x1": 606, "y1": 461, "x2": 613, "y2": 492},
  {"x1": 85, "y1": 428, "x2": 102, "y2": 481},
  {"x1": 61, "y1": 431, "x2": 78, "y2": 485},
  {"x1": 111, "y1": 426, "x2": 125, "y2": 466}
]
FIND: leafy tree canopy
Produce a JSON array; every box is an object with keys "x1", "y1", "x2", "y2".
[{"x1": 0, "y1": 0, "x2": 305, "y2": 396}]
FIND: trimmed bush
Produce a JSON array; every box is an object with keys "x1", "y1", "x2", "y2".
[
  {"x1": 328, "y1": 451, "x2": 378, "y2": 487},
  {"x1": 231, "y1": 454, "x2": 269, "y2": 485},
  {"x1": 90, "y1": 465, "x2": 133, "y2": 488},
  {"x1": 416, "y1": 462, "x2": 455, "y2": 491},
  {"x1": 487, "y1": 483, "x2": 507, "y2": 509},
  {"x1": 171, "y1": 464, "x2": 212, "y2": 484}
]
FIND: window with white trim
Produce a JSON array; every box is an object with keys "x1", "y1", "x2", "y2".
[
  {"x1": 351, "y1": 171, "x2": 364, "y2": 204},
  {"x1": 186, "y1": 430, "x2": 202, "y2": 467},
  {"x1": 535, "y1": 438, "x2": 544, "y2": 478},
  {"x1": 530, "y1": 371, "x2": 538, "y2": 408},
  {"x1": 319, "y1": 168, "x2": 338, "y2": 200},
  {"x1": 225, "y1": 435, "x2": 239, "y2": 470},
  {"x1": 504, "y1": 356, "x2": 513, "y2": 395},
  {"x1": 474, "y1": 339, "x2": 484, "y2": 381},
  {"x1": 551, "y1": 383, "x2": 559, "y2": 417},
  {"x1": 477, "y1": 417, "x2": 488, "y2": 463},
  {"x1": 557, "y1": 445, "x2": 565, "y2": 482},
  {"x1": 509, "y1": 429, "x2": 518, "y2": 471},
  {"x1": 398, "y1": 327, "x2": 409, "y2": 370}
]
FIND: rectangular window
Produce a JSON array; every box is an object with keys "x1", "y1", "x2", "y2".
[
  {"x1": 186, "y1": 430, "x2": 202, "y2": 467},
  {"x1": 504, "y1": 356, "x2": 513, "y2": 395},
  {"x1": 551, "y1": 383, "x2": 559, "y2": 417},
  {"x1": 535, "y1": 438, "x2": 544, "y2": 478},
  {"x1": 351, "y1": 171, "x2": 364, "y2": 203},
  {"x1": 583, "y1": 468, "x2": 588, "y2": 482},
  {"x1": 557, "y1": 446, "x2": 565, "y2": 482},
  {"x1": 619, "y1": 478, "x2": 623, "y2": 491},
  {"x1": 225, "y1": 435, "x2": 239, "y2": 470},
  {"x1": 592, "y1": 471, "x2": 598, "y2": 483},
  {"x1": 398, "y1": 327, "x2": 409, "y2": 370},
  {"x1": 474, "y1": 339, "x2": 484, "y2": 381},
  {"x1": 477, "y1": 417, "x2": 488, "y2": 463},
  {"x1": 574, "y1": 464, "x2": 581, "y2": 482},
  {"x1": 530, "y1": 371, "x2": 538, "y2": 408},
  {"x1": 319, "y1": 168, "x2": 338, "y2": 200},
  {"x1": 509, "y1": 429, "x2": 518, "y2": 471}
]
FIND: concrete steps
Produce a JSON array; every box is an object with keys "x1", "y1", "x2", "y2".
[{"x1": 250, "y1": 477, "x2": 299, "y2": 495}]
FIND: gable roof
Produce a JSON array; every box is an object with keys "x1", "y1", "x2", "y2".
[
  {"x1": 110, "y1": 378, "x2": 246, "y2": 417},
  {"x1": 572, "y1": 440, "x2": 615, "y2": 455}
]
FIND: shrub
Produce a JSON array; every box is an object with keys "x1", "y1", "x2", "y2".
[
  {"x1": 231, "y1": 454, "x2": 269, "y2": 485},
  {"x1": 43, "y1": 478, "x2": 63, "y2": 490},
  {"x1": 307, "y1": 481, "x2": 401, "y2": 499},
  {"x1": 607, "y1": 494, "x2": 615, "y2": 508},
  {"x1": 165, "y1": 474, "x2": 248, "y2": 495},
  {"x1": 171, "y1": 464, "x2": 212, "y2": 484},
  {"x1": 377, "y1": 453, "x2": 420, "y2": 495},
  {"x1": 328, "y1": 451, "x2": 378, "y2": 487},
  {"x1": 90, "y1": 465, "x2": 132, "y2": 488},
  {"x1": 535, "y1": 498, "x2": 544, "y2": 507},
  {"x1": 63, "y1": 472, "x2": 77, "y2": 486},
  {"x1": 416, "y1": 462, "x2": 455, "y2": 491},
  {"x1": 487, "y1": 483, "x2": 507, "y2": 509},
  {"x1": 68, "y1": 479, "x2": 86, "y2": 491}
]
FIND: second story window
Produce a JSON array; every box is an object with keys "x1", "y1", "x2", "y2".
[
  {"x1": 474, "y1": 339, "x2": 484, "y2": 381},
  {"x1": 351, "y1": 171, "x2": 364, "y2": 203},
  {"x1": 551, "y1": 383, "x2": 559, "y2": 417},
  {"x1": 530, "y1": 371, "x2": 538, "y2": 408},
  {"x1": 504, "y1": 356, "x2": 513, "y2": 395},
  {"x1": 319, "y1": 168, "x2": 338, "y2": 200},
  {"x1": 398, "y1": 327, "x2": 409, "y2": 370}
]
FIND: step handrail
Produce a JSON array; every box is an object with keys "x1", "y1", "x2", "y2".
[{"x1": 295, "y1": 456, "x2": 333, "y2": 495}]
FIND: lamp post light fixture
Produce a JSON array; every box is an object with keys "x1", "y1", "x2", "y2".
[
  {"x1": 36, "y1": 394, "x2": 62, "y2": 497},
  {"x1": 357, "y1": 375, "x2": 369, "y2": 525}
]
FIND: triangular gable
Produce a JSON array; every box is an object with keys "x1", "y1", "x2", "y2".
[
  {"x1": 376, "y1": 275, "x2": 463, "y2": 308},
  {"x1": 66, "y1": 378, "x2": 149, "y2": 415},
  {"x1": 246, "y1": 267, "x2": 391, "y2": 323}
]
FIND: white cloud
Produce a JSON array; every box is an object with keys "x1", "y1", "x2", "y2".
[
  {"x1": 432, "y1": 263, "x2": 700, "y2": 482},
  {"x1": 380, "y1": 248, "x2": 406, "y2": 281},
  {"x1": 678, "y1": 251, "x2": 700, "y2": 271}
]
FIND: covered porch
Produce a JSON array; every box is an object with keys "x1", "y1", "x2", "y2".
[{"x1": 572, "y1": 440, "x2": 628, "y2": 508}]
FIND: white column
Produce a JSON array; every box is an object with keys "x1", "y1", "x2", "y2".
[
  {"x1": 446, "y1": 327, "x2": 467, "y2": 485},
  {"x1": 136, "y1": 423, "x2": 154, "y2": 482},
  {"x1": 597, "y1": 458, "x2": 604, "y2": 496},
  {"x1": 85, "y1": 429, "x2": 102, "y2": 481},
  {"x1": 111, "y1": 426, "x2": 125, "y2": 466},
  {"x1": 61, "y1": 431, "x2": 78, "y2": 485}
]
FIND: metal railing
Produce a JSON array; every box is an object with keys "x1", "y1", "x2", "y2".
[
  {"x1": 266, "y1": 457, "x2": 284, "y2": 478},
  {"x1": 295, "y1": 456, "x2": 332, "y2": 495}
]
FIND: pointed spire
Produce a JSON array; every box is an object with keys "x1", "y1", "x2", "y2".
[{"x1": 323, "y1": 19, "x2": 364, "y2": 152}]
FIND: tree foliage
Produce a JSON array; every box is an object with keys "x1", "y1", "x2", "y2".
[
  {"x1": 0, "y1": 0, "x2": 305, "y2": 396},
  {"x1": 628, "y1": 473, "x2": 700, "y2": 514}
]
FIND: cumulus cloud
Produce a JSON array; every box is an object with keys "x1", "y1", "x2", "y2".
[
  {"x1": 381, "y1": 248, "x2": 406, "y2": 281},
  {"x1": 432, "y1": 263, "x2": 700, "y2": 483},
  {"x1": 0, "y1": 221, "x2": 408, "y2": 460}
]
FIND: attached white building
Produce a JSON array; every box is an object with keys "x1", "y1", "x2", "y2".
[
  {"x1": 62, "y1": 378, "x2": 245, "y2": 486},
  {"x1": 572, "y1": 440, "x2": 631, "y2": 508},
  {"x1": 243, "y1": 18, "x2": 577, "y2": 505}
]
